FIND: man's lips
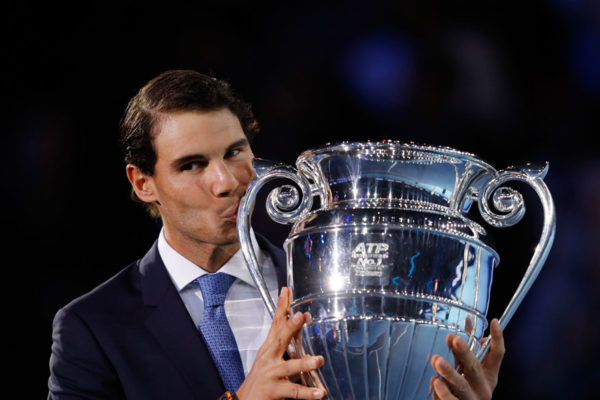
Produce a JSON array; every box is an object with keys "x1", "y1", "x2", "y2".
[{"x1": 222, "y1": 204, "x2": 239, "y2": 221}]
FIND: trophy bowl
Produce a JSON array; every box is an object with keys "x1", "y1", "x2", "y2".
[{"x1": 238, "y1": 141, "x2": 555, "y2": 399}]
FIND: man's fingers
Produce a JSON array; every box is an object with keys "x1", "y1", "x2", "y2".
[
  {"x1": 277, "y1": 355, "x2": 324, "y2": 378},
  {"x1": 481, "y1": 318, "x2": 505, "y2": 386},
  {"x1": 279, "y1": 311, "x2": 306, "y2": 353},
  {"x1": 465, "y1": 316, "x2": 473, "y2": 335},
  {"x1": 272, "y1": 381, "x2": 326, "y2": 399},
  {"x1": 270, "y1": 353, "x2": 327, "y2": 400},
  {"x1": 447, "y1": 335, "x2": 493, "y2": 399},
  {"x1": 431, "y1": 355, "x2": 475, "y2": 400},
  {"x1": 264, "y1": 287, "x2": 307, "y2": 356},
  {"x1": 433, "y1": 322, "x2": 503, "y2": 400},
  {"x1": 302, "y1": 368, "x2": 327, "y2": 392},
  {"x1": 289, "y1": 312, "x2": 311, "y2": 358},
  {"x1": 274, "y1": 287, "x2": 291, "y2": 322},
  {"x1": 429, "y1": 376, "x2": 439, "y2": 400},
  {"x1": 287, "y1": 285, "x2": 294, "y2": 306},
  {"x1": 430, "y1": 376, "x2": 458, "y2": 400}
]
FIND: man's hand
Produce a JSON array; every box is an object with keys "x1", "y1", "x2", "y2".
[
  {"x1": 235, "y1": 287, "x2": 326, "y2": 400},
  {"x1": 430, "y1": 318, "x2": 505, "y2": 400}
]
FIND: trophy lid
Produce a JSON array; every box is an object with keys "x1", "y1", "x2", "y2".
[
  {"x1": 298, "y1": 140, "x2": 494, "y2": 169},
  {"x1": 296, "y1": 140, "x2": 498, "y2": 215}
]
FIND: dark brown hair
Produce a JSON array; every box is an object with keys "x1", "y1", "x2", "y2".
[{"x1": 119, "y1": 70, "x2": 260, "y2": 216}]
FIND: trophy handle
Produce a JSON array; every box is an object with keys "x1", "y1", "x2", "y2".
[
  {"x1": 475, "y1": 162, "x2": 556, "y2": 360},
  {"x1": 237, "y1": 158, "x2": 316, "y2": 317}
]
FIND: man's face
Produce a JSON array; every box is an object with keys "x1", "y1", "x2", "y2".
[{"x1": 145, "y1": 108, "x2": 255, "y2": 248}]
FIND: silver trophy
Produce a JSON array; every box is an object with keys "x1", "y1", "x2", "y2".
[{"x1": 237, "y1": 141, "x2": 555, "y2": 399}]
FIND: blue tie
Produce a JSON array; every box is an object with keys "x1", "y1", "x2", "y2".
[{"x1": 195, "y1": 273, "x2": 245, "y2": 392}]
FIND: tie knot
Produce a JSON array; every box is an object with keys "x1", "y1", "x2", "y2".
[{"x1": 195, "y1": 273, "x2": 236, "y2": 308}]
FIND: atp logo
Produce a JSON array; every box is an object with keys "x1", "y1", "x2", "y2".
[{"x1": 351, "y1": 242, "x2": 390, "y2": 277}]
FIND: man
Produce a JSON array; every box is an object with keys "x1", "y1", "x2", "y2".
[{"x1": 48, "y1": 70, "x2": 504, "y2": 400}]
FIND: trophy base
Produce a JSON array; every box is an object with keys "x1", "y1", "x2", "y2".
[{"x1": 302, "y1": 317, "x2": 478, "y2": 400}]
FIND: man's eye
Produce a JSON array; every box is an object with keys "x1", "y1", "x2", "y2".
[
  {"x1": 181, "y1": 161, "x2": 207, "y2": 171},
  {"x1": 226, "y1": 148, "x2": 241, "y2": 158}
]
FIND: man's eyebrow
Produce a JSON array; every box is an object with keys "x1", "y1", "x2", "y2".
[
  {"x1": 171, "y1": 138, "x2": 250, "y2": 169},
  {"x1": 227, "y1": 138, "x2": 249, "y2": 151}
]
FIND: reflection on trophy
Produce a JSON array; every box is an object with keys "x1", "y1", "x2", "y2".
[{"x1": 237, "y1": 141, "x2": 555, "y2": 399}]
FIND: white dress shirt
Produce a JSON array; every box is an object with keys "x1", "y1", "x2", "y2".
[{"x1": 157, "y1": 228, "x2": 280, "y2": 376}]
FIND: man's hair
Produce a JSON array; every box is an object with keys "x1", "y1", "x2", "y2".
[{"x1": 119, "y1": 69, "x2": 260, "y2": 217}]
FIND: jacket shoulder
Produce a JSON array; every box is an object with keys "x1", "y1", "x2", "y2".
[{"x1": 58, "y1": 259, "x2": 142, "y2": 320}]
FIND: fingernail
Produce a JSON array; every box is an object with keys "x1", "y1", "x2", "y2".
[
  {"x1": 428, "y1": 376, "x2": 437, "y2": 396},
  {"x1": 304, "y1": 312, "x2": 313, "y2": 322},
  {"x1": 280, "y1": 287, "x2": 286, "y2": 297},
  {"x1": 436, "y1": 357, "x2": 450, "y2": 370},
  {"x1": 452, "y1": 337, "x2": 466, "y2": 352},
  {"x1": 313, "y1": 389, "x2": 324, "y2": 397},
  {"x1": 293, "y1": 312, "x2": 302, "y2": 323}
]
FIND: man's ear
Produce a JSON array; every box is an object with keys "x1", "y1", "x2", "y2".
[{"x1": 126, "y1": 164, "x2": 159, "y2": 204}]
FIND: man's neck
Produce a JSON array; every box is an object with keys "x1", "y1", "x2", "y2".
[{"x1": 163, "y1": 228, "x2": 240, "y2": 273}]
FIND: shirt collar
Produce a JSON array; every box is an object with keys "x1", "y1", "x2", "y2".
[{"x1": 157, "y1": 227, "x2": 264, "y2": 292}]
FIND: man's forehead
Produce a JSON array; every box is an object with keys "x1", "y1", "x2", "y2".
[
  {"x1": 177, "y1": 138, "x2": 250, "y2": 160},
  {"x1": 153, "y1": 110, "x2": 248, "y2": 158},
  {"x1": 155, "y1": 109, "x2": 242, "y2": 136}
]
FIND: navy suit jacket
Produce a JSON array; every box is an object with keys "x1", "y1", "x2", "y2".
[{"x1": 48, "y1": 235, "x2": 286, "y2": 400}]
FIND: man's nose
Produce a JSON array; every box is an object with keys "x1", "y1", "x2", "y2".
[{"x1": 208, "y1": 161, "x2": 238, "y2": 197}]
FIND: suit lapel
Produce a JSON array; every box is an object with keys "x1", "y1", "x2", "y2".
[
  {"x1": 136, "y1": 235, "x2": 287, "y2": 398},
  {"x1": 254, "y1": 233, "x2": 287, "y2": 290},
  {"x1": 138, "y1": 242, "x2": 225, "y2": 399}
]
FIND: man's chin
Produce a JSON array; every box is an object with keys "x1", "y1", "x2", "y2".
[{"x1": 210, "y1": 227, "x2": 240, "y2": 247}]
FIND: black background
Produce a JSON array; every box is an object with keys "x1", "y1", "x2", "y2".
[{"x1": 7, "y1": 1, "x2": 599, "y2": 398}]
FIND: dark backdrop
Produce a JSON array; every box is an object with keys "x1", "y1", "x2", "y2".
[{"x1": 7, "y1": 1, "x2": 599, "y2": 398}]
